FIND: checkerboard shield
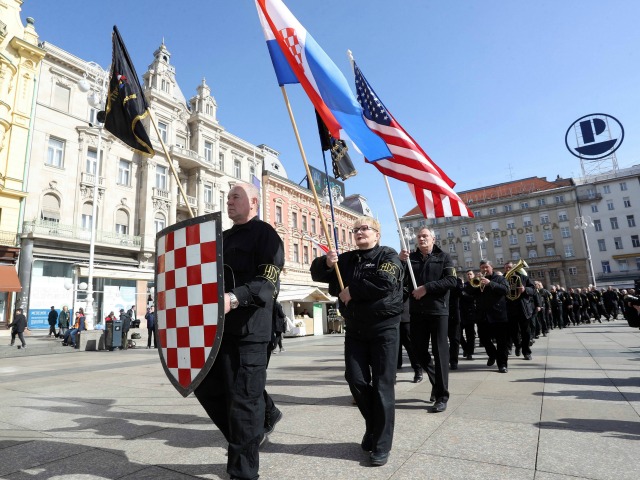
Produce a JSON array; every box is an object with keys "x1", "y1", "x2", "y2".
[{"x1": 155, "y1": 213, "x2": 224, "y2": 397}]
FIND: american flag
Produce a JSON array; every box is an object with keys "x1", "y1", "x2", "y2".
[{"x1": 354, "y1": 62, "x2": 472, "y2": 219}]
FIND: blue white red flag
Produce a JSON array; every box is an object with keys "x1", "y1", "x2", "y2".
[
  {"x1": 354, "y1": 62, "x2": 472, "y2": 219},
  {"x1": 255, "y1": 0, "x2": 391, "y2": 162}
]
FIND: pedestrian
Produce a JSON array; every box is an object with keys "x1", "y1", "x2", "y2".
[
  {"x1": 8, "y1": 308, "x2": 28, "y2": 349},
  {"x1": 145, "y1": 306, "x2": 156, "y2": 349},
  {"x1": 193, "y1": 182, "x2": 284, "y2": 480},
  {"x1": 120, "y1": 308, "x2": 131, "y2": 349},
  {"x1": 400, "y1": 227, "x2": 457, "y2": 414},
  {"x1": 58, "y1": 305, "x2": 71, "y2": 338},
  {"x1": 465, "y1": 260, "x2": 510, "y2": 373},
  {"x1": 47, "y1": 306, "x2": 58, "y2": 337},
  {"x1": 311, "y1": 216, "x2": 403, "y2": 467},
  {"x1": 271, "y1": 300, "x2": 286, "y2": 354},
  {"x1": 504, "y1": 261, "x2": 535, "y2": 360}
]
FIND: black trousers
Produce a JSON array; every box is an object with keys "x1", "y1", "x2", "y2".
[
  {"x1": 263, "y1": 341, "x2": 279, "y2": 423},
  {"x1": 448, "y1": 314, "x2": 461, "y2": 366},
  {"x1": 345, "y1": 323, "x2": 399, "y2": 455},
  {"x1": 478, "y1": 321, "x2": 509, "y2": 368},
  {"x1": 48, "y1": 324, "x2": 57, "y2": 336},
  {"x1": 460, "y1": 322, "x2": 476, "y2": 356},
  {"x1": 147, "y1": 328, "x2": 157, "y2": 348},
  {"x1": 551, "y1": 306, "x2": 563, "y2": 328},
  {"x1": 411, "y1": 313, "x2": 449, "y2": 401},
  {"x1": 194, "y1": 338, "x2": 268, "y2": 480},
  {"x1": 10, "y1": 331, "x2": 26, "y2": 347},
  {"x1": 397, "y1": 322, "x2": 420, "y2": 370},
  {"x1": 508, "y1": 314, "x2": 532, "y2": 356}
]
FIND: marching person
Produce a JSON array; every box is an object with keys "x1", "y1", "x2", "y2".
[
  {"x1": 194, "y1": 182, "x2": 284, "y2": 480},
  {"x1": 397, "y1": 296, "x2": 422, "y2": 383},
  {"x1": 311, "y1": 216, "x2": 403, "y2": 467},
  {"x1": 504, "y1": 261, "x2": 535, "y2": 360},
  {"x1": 459, "y1": 270, "x2": 478, "y2": 359},
  {"x1": 400, "y1": 227, "x2": 457, "y2": 413},
  {"x1": 465, "y1": 260, "x2": 510, "y2": 372}
]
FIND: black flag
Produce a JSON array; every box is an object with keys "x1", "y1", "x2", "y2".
[
  {"x1": 104, "y1": 26, "x2": 154, "y2": 157},
  {"x1": 315, "y1": 111, "x2": 357, "y2": 181}
]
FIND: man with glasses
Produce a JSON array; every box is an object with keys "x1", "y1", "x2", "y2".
[{"x1": 311, "y1": 216, "x2": 403, "y2": 467}]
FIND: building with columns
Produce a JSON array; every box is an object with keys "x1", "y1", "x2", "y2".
[
  {"x1": 0, "y1": 2, "x2": 45, "y2": 324},
  {"x1": 18, "y1": 40, "x2": 279, "y2": 328}
]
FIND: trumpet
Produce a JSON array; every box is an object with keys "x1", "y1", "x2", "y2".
[
  {"x1": 505, "y1": 259, "x2": 528, "y2": 300},
  {"x1": 470, "y1": 273, "x2": 486, "y2": 291}
]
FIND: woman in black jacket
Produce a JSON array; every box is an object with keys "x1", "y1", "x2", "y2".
[{"x1": 311, "y1": 216, "x2": 403, "y2": 467}]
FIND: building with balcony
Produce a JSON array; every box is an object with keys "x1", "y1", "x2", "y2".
[
  {"x1": 17, "y1": 40, "x2": 279, "y2": 327},
  {"x1": 574, "y1": 164, "x2": 640, "y2": 288},
  {"x1": 400, "y1": 176, "x2": 593, "y2": 288},
  {"x1": 0, "y1": 2, "x2": 45, "y2": 324}
]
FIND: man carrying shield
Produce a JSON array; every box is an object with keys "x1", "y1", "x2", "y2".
[{"x1": 194, "y1": 182, "x2": 284, "y2": 480}]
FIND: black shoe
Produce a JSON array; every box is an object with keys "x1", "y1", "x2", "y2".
[
  {"x1": 487, "y1": 357, "x2": 496, "y2": 367},
  {"x1": 433, "y1": 400, "x2": 447, "y2": 413},
  {"x1": 370, "y1": 451, "x2": 389, "y2": 466},
  {"x1": 413, "y1": 370, "x2": 423, "y2": 383},
  {"x1": 465, "y1": 354, "x2": 473, "y2": 360},
  {"x1": 524, "y1": 354, "x2": 532, "y2": 360},
  {"x1": 429, "y1": 389, "x2": 436, "y2": 402},
  {"x1": 361, "y1": 432, "x2": 373, "y2": 452},
  {"x1": 499, "y1": 366, "x2": 508, "y2": 373},
  {"x1": 264, "y1": 408, "x2": 283, "y2": 436},
  {"x1": 449, "y1": 363, "x2": 458, "y2": 370},
  {"x1": 515, "y1": 347, "x2": 521, "y2": 357}
]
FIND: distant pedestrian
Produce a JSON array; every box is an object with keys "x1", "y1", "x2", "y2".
[
  {"x1": 120, "y1": 308, "x2": 131, "y2": 349},
  {"x1": 8, "y1": 308, "x2": 28, "y2": 349},
  {"x1": 58, "y1": 305, "x2": 71, "y2": 338},
  {"x1": 64, "y1": 309, "x2": 86, "y2": 348},
  {"x1": 48, "y1": 306, "x2": 58, "y2": 337},
  {"x1": 145, "y1": 306, "x2": 156, "y2": 348}
]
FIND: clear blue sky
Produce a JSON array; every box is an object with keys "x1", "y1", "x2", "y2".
[{"x1": 22, "y1": 0, "x2": 640, "y2": 247}]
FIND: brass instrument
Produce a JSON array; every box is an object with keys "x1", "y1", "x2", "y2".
[
  {"x1": 470, "y1": 273, "x2": 486, "y2": 291},
  {"x1": 505, "y1": 259, "x2": 528, "y2": 300}
]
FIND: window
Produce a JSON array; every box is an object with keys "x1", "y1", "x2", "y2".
[
  {"x1": 219, "y1": 191, "x2": 226, "y2": 212},
  {"x1": 88, "y1": 107, "x2": 98, "y2": 125},
  {"x1": 540, "y1": 214, "x2": 550, "y2": 224},
  {"x1": 341, "y1": 229, "x2": 346, "y2": 244},
  {"x1": 632, "y1": 235, "x2": 640, "y2": 248},
  {"x1": 627, "y1": 215, "x2": 636, "y2": 227},
  {"x1": 115, "y1": 209, "x2": 129, "y2": 235},
  {"x1": 158, "y1": 121, "x2": 168, "y2": 143},
  {"x1": 250, "y1": 165, "x2": 255, "y2": 178},
  {"x1": 558, "y1": 212, "x2": 568, "y2": 221},
  {"x1": 461, "y1": 226, "x2": 469, "y2": 236},
  {"x1": 155, "y1": 213, "x2": 166, "y2": 233},
  {"x1": 445, "y1": 230, "x2": 453, "y2": 238},
  {"x1": 463, "y1": 241, "x2": 470, "y2": 251},
  {"x1": 545, "y1": 247, "x2": 555, "y2": 256},
  {"x1": 543, "y1": 230, "x2": 553, "y2": 241},
  {"x1": 312, "y1": 247, "x2": 318, "y2": 259},
  {"x1": 504, "y1": 205, "x2": 512, "y2": 212},
  {"x1": 489, "y1": 207, "x2": 497, "y2": 215},
  {"x1": 496, "y1": 256, "x2": 504, "y2": 265},
  {"x1": 564, "y1": 245, "x2": 575, "y2": 258},
  {"x1": 549, "y1": 268, "x2": 558, "y2": 278},
  {"x1": 601, "y1": 261, "x2": 611, "y2": 273},
  {"x1": 537, "y1": 198, "x2": 546, "y2": 206},
  {"x1": 568, "y1": 267, "x2": 577, "y2": 276},
  {"x1": 449, "y1": 244, "x2": 456, "y2": 253},
  {"x1": 292, "y1": 211, "x2": 298, "y2": 229},
  {"x1": 491, "y1": 221, "x2": 499, "y2": 232},
  {"x1": 607, "y1": 200, "x2": 615, "y2": 211},
  {"x1": 176, "y1": 134, "x2": 186, "y2": 149},
  {"x1": 507, "y1": 221, "x2": 515, "y2": 229},
  {"x1": 435, "y1": 232, "x2": 441, "y2": 241},
  {"x1": 40, "y1": 193, "x2": 61, "y2": 222},
  {"x1": 555, "y1": 195, "x2": 564, "y2": 204},
  {"x1": 204, "y1": 141, "x2": 213, "y2": 163},
  {"x1": 610, "y1": 217, "x2": 619, "y2": 229},
  {"x1": 512, "y1": 251, "x2": 521, "y2": 261},
  {"x1": 526, "y1": 233, "x2": 535, "y2": 243},
  {"x1": 493, "y1": 238, "x2": 502, "y2": 247},
  {"x1": 155, "y1": 165, "x2": 167, "y2": 190},
  {"x1": 623, "y1": 197, "x2": 631, "y2": 208},
  {"x1": 275, "y1": 205, "x2": 282, "y2": 224},
  {"x1": 81, "y1": 202, "x2": 93, "y2": 230},
  {"x1": 509, "y1": 234, "x2": 518, "y2": 245},
  {"x1": 603, "y1": 185, "x2": 611, "y2": 194},
  {"x1": 293, "y1": 243, "x2": 299, "y2": 263},
  {"x1": 473, "y1": 210, "x2": 481, "y2": 217},
  {"x1": 311, "y1": 218, "x2": 316, "y2": 234},
  {"x1": 303, "y1": 246, "x2": 309, "y2": 264},
  {"x1": 86, "y1": 148, "x2": 98, "y2": 175},
  {"x1": 233, "y1": 160, "x2": 241, "y2": 179},
  {"x1": 52, "y1": 83, "x2": 70, "y2": 111},
  {"x1": 561, "y1": 227, "x2": 571, "y2": 238},
  {"x1": 598, "y1": 239, "x2": 606, "y2": 251},
  {"x1": 620, "y1": 182, "x2": 627, "y2": 191},
  {"x1": 302, "y1": 215, "x2": 308, "y2": 231},
  {"x1": 117, "y1": 160, "x2": 131, "y2": 186},
  {"x1": 523, "y1": 218, "x2": 533, "y2": 227},
  {"x1": 594, "y1": 219, "x2": 602, "y2": 231},
  {"x1": 218, "y1": 152, "x2": 225, "y2": 170},
  {"x1": 637, "y1": 257, "x2": 640, "y2": 270},
  {"x1": 618, "y1": 259, "x2": 629, "y2": 272},
  {"x1": 204, "y1": 184, "x2": 213, "y2": 204},
  {"x1": 614, "y1": 237, "x2": 623, "y2": 250},
  {"x1": 528, "y1": 250, "x2": 537, "y2": 258},
  {"x1": 46, "y1": 137, "x2": 65, "y2": 167},
  {"x1": 465, "y1": 260, "x2": 474, "y2": 268},
  {"x1": 520, "y1": 202, "x2": 529, "y2": 209},
  {"x1": 591, "y1": 204, "x2": 598, "y2": 213}
]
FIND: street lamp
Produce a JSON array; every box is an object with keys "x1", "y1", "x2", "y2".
[
  {"x1": 574, "y1": 215, "x2": 596, "y2": 287},
  {"x1": 402, "y1": 226, "x2": 416, "y2": 250},
  {"x1": 472, "y1": 230, "x2": 489, "y2": 260},
  {"x1": 77, "y1": 61, "x2": 109, "y2": 330}
]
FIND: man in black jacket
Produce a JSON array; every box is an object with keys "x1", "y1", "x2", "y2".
[
  {"x1": 460, "y1": 270, "x2": 477, "y2": 359},
  {"x1": 194, "y1": 183, "x2": 284, "y2": 480},
  {"x1": 9, "y1": 308, "x2": 28, "y2": 348},
  {"x1": 465, "y1": 260, "x2": 510, "y2": 372},
  {"x1": 47, "y1": 306, "x2": 58, "y2": 338},
  {"x1": 504, "y1": 261, "x2": 535, "y2": 360},
  {"x1": 400, "y1": 227, "x2": 457, "y2": 413}
]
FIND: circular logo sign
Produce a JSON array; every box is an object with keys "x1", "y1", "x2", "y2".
[{"x1": 565, "y1": 113, "x2": 624, "y2": 160}]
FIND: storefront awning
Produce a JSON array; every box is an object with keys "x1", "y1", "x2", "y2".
[
  {"x1": 278, "y1": 286, "x2": 334, "y2": 303},
  {"x1": 0, "y1": 265, "x2": 22, "y2": 292}
]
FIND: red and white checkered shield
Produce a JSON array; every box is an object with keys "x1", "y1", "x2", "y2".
[{"x1": 155, "y1": 213, "x2": 224, "y2": 397}]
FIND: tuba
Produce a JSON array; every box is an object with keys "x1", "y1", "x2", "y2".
[{"x1": 505, "y1": 259, "x2": 528, "y2": 300}]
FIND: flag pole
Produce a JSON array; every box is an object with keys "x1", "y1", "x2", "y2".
[
  {"x1": 279, "y1": 86, "x2": 344, "y2": 290},
  {"x1": 147, "y1": 109, "x2": 195, "y2": 219},
  {"x1": 320, "y1": 150, "x2": 340, "y2": 253}
]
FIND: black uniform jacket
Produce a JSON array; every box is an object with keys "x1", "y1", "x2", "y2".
[
  {"x1": 9, "y1": 314, "x2": 27, "y2": 332},
  {"x1": 223, "y1": 216, "x2": 285, "y2": 342},
  {"x1": 505, "y1": 272, "x2": 535, "y2": 319},
  {"x1": 464, "y1": 273, "x2": 509, "y2": 323},
  {"x1": 405, "y1": 244, "x2": 457, "y2": 316},
  {"x1": 310, "y1": 245, "x2": 403, "y2": 335}
]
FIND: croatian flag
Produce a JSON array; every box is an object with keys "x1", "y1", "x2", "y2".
[{"x1": 255, "y1": 0, "x2": 391, "y2": 162}]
